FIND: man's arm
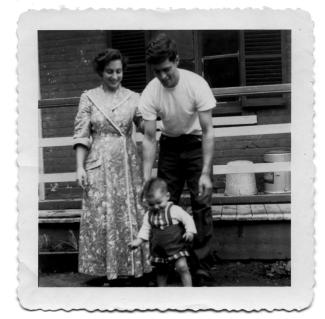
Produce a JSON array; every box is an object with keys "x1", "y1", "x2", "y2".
[
  {"x1": 198, "y1": 109, "x2": 214, "y2": 199},
  {"x1": 142, "y1": 119, "x2": 157, "y2": 181}
]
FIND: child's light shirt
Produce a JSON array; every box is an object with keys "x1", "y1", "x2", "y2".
[{"x1": 138, "y1": 204, "x2": 197, "y2": 241}]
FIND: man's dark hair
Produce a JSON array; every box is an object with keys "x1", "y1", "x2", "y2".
[{"x1": 146, "y1": 33, "x2": 178, "y2": 65}]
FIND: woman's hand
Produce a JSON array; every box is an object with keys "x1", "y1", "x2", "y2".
[
  {"x1": 183, "y1": 232, "x2": 194, "y2": 242},
  {"x1": 75, "y1": 145, "x2": 89, "y2": 189},
  {"x1": 77, "y1": 166, "x2": 88, "y2": 189}
]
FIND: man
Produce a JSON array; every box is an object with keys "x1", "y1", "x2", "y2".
[{"x1": 139, "y1": 33, "x2": 216, "y2": 284}]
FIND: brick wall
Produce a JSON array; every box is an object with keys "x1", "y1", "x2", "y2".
[{"x1": 38, "y1": 31, "x2": 108, "y2": 99}]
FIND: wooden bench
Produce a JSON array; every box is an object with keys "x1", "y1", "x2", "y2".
[{"x1": 39, "y1": 121, "x2": 290, "y2": 184}]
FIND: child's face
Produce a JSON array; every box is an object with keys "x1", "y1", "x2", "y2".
[{"x1": 146, "y1": 189, "x2": 170, "y2": 211}]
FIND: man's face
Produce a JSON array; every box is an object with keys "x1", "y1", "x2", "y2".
[{"x1": 152, "y1": 57, "x2": 180, "y2": 88}]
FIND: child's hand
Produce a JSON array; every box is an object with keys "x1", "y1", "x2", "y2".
[
  {"x1": 183, "y1": 232, "x2": 194, "y2": 242},
  {"x1": 128, "y1": 238, "x2": 143, "y2": 250}
]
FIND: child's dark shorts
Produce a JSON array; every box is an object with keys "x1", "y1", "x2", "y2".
[{"x1": 150, "y1": 223, "x2": 189, "y2": 265}]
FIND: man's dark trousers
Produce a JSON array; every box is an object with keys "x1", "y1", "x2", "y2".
[{"x1": 157, "y1": 134, "x2": 214, "y2": 273}]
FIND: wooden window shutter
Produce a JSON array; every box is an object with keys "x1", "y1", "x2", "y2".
[
  {"x1": 111, "y1": 31, "x2": 147, "y2": 92},
  {"x1": 241, "y1": 30, "x2": 286, "y2": 107}
]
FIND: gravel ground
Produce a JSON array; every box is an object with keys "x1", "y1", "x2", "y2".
[{"x1": 39, "y1": 260, "x2": 290, "y2": 287}]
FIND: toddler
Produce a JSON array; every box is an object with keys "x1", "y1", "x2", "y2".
[{"x1": 129, "y1": 177, "x2": 197, "y2": 287}]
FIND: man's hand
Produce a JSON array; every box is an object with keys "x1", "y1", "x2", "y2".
[
  {"x1": 128, "y1": 238, "x2": 143, "y2": 250},
  {"x1": 183, "y1": 232, "x2": 194, "y2": 242},
  {"x1": 198, "y1": 173, "x2": 212, "y2": 200}
]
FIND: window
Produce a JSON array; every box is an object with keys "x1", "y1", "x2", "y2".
[
  {"x1": 199, "y1": 30, "x2": 287, "y2": 108},
  {"x1": 201, "y1": 31, "x2": 240, "y2": 102},
  {"x1": 202, "y1": 30, "x2": 240, "y2": 88}
]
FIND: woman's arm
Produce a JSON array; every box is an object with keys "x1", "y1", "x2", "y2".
[
  {"x1": 73, "y1": 93, "x2": 92, "y2": 188},
  {"x1": 75, "y1": 144, "x2": 89, "y2": 189}
]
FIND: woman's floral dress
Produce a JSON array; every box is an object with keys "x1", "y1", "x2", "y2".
[{"x1": 73, "y1": 85, "x2": 151, "y2": 280}]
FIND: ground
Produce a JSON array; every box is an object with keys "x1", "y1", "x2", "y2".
[{"x1": 39, "y1": 260, "x2": 291, "y2": 287}]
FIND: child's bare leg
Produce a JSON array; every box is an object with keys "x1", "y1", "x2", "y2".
[
  {"x1": 175, "y1": 257, "x2": 192, "y2": 287},
  {"x1": 156, "y1": 264, "x2": 169, "y2": 287}
]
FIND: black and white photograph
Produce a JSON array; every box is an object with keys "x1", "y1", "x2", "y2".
[
  {"x1": 37, "y1": 29, "x2": 292, "y2": 288},
  {"x1": 17, "y1": 9, "x2": 313, "y2": 311}
]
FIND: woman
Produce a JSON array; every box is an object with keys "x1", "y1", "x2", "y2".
[{"x1": 73, "y1": 48, "x2": 151, "y2": 284}]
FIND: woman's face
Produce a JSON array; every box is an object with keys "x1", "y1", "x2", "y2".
[{"x1": 102, "y1": 59, "x2": 123, "y2": 91}]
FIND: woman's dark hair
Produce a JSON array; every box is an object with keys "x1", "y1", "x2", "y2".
[
  {"x1": 146, "y1": 33, "x2": 178, "y2": 65},
  {"x1": 93, "y1": 48, "x2": 128, "y2": 76},
  {"x1": 141, "y1": 177, "x2": 168, "y2": 203}
]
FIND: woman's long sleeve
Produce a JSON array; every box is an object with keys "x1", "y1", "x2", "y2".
[{"x1": 73, "y1": 92, "x2": 92, "y2": 149}]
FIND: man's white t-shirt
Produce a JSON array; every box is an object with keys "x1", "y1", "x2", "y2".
[{"x1": 139, "y1": 69, "x2": 216, "y2": 137}]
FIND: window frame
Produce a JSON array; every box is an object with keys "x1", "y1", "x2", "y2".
[{"x1": 195, "y1": 30, "x2": 289, "y2": 113}]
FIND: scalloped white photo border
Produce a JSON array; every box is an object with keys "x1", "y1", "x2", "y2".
[{"x1": 17, "y1": 8, "x2": 314, "y2": 311}]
